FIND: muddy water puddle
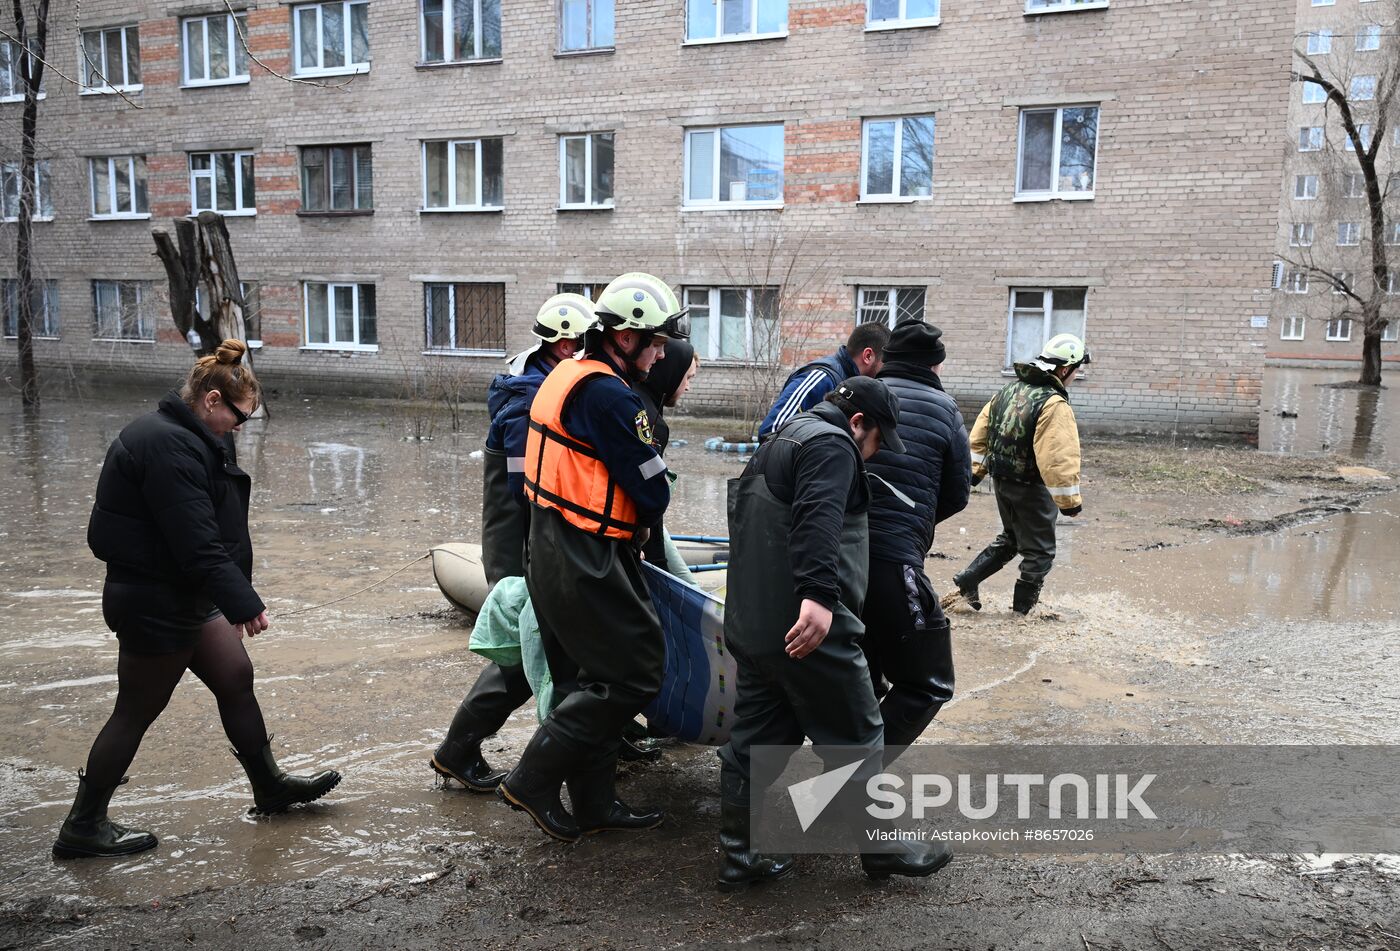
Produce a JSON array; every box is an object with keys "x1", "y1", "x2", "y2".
[{"x1": 2, "y1": 388, "x2": 1398, "y2": 907}]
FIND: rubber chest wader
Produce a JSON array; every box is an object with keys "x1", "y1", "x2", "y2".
[
  {"x1": 481, "y1": 447, "x2": 527, "y2": 585},
  {"x1": 722, "y1": 410, "x2": 875, "y2": 805}
]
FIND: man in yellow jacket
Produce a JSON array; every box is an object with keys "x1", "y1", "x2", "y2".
[{"x1": 949, "y1": 334, "x2": 1087, "y2": 615}]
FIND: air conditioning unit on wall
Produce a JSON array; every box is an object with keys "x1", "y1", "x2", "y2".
[{"x1": 1271, "y1": 260, "x2": 1284, "y2": 290}]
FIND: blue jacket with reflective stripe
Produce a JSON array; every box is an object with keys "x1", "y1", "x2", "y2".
[
  {"x1": 486, "y1": 354, "x2": 551, "y2": 502},
  {"x1": 757, "y1": 346, "x2": 858, "y2": 439}
]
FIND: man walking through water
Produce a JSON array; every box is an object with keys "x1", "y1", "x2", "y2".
[{"x1": 948, "y1": 333, "x2": 1088, "y2": 615}]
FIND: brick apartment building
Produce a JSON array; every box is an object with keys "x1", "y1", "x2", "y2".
[
  {"x1": 1272, "y1": 0, "x2": 1400, "y2": 369},
  {"x1": 1, "y1": 0, "x2": 1288, "y2": 430}
]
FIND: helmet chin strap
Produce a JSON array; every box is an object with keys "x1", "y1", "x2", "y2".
[{"x1": 612, "y1": 329, "x2": 657, "y2": 377}]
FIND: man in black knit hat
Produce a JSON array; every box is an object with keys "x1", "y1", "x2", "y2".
[{"x1": 861, "y1": 319, "x2": 970, "y2": 761}]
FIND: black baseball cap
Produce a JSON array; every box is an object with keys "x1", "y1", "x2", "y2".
[{"x1": 833, "y1": 376, "x2": 905, "y2": 453}]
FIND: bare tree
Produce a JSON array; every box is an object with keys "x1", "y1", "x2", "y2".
[
  {"x1": 711, "y1": 221, "x2": 832, "y2": 439},
  {"x1": 1286, "y1": 6, "x2": 1400, "y2": 386},
  {"x1": 9, "y1": 0, "x2": 48, "y2": 407}
]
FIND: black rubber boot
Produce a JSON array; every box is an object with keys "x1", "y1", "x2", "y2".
[
  {"x1": 431, "y1": 662, "x2": 532, "y2": 791},
  {"x1": 717, "y1": 771, "x2": 794, "y2": 892},
  {"x1": 948, "y1": 571, "x2": 982, "y2": 611},
  {"x1": 52, "y1": 774, "x2": 158, "y2": 860},
  {"x1": 861, "y1": 837, "x2": 954, "y2": 880},
  {"x1": 233, "y1": 740, "x2": 342, "y2": 815},
  {"x1": 567, "y1": 754, "x2": 664, "y2": 834},
  {"x1": 1012, "y1": 580, "x2": 1041, "y2": 615},
  {"x1": 497, "y1": 726, "x2": 583, "y2": 843},
  {"x1": 880, "y1": 620, "x2": 954, "y2": 763}
]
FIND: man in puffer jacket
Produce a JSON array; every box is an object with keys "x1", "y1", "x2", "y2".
[
  {"x1": 861, "y1": 319, "x2": 970, "y2": 758},
  {"x1": 950, "y1": 334, "x2": 1088, "y2": 616}
]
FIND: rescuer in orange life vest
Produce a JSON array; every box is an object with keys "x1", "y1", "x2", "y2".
[{"x1": 496, "y1": 272, "x2": 686, "y2": 842}]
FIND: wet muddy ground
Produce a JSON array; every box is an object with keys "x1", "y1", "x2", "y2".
[{"x1": 1, "y1": 368, "x2": 1398, "y2": 950}]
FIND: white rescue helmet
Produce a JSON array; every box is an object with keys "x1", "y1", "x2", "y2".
[{"x1": 507, "y1": 293, "x2": 597, "y2": 373}]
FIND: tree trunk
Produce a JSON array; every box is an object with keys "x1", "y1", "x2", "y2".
[
  {"x1": 1358, "y1": 329, "x2": 1383, "y2": 386},
  {"x1": 13, "y1": 0, "x2": 50, "y2": 408}
]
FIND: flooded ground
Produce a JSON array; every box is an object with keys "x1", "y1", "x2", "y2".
[{"x1": 1, "y1": 367, "x2": 1398, "y2": 949}]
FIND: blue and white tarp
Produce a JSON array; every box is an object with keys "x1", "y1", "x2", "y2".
[{"x1": 641, "y1": 562, "x2": 736, "y2": 746}]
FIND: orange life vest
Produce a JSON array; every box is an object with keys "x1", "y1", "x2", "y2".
[{"x1": 523, "y1": 358, "x2": 641, "y2": 541}]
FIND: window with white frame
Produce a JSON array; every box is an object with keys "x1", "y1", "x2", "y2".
[
  {"x1": 80, "y1": 25, "x2": 141, "y2": 91},
  {"x1": 293, "y1": 1, "x2": 369, "y2": 76},
  {"x1": 1343, "y1": 172, "x2": 1365, "y2": 198},
  {"x1": 1302, "y1": 81, "x2": 1326, "y2": 104},
  {"x1": 1350, "y1": 76, "x2": 1376, "y2": 101},
  {"x1": 89, "y1": 156, "x2": 149, "y2": 218},
  {"x1": 684, "y1": 286, "x2": 780, "y2": 362},
  {"x1": 1007, "y1": 288, "x2": 1086, "y2": 366},
  {"x1": 424, "y1": 282, "x2": 506, "y2": 352},
  {"x1": 195, "y1": 281, "x2": 262, "y2": 346},
  {"x1": 1356, "y1": 24, "x2": 1381, "y2": 51},
  {"x1": 559, "y1": 133, "x2": 614, "y2": 208},
  {"x1": 1295, "y1": 174, "x2": 1318, "y2": 199},
  {"x1": 1345, "y1": 124, "x2": 1373, "y2": 151},
  {"x1": 1338, "y1": 221, "x2": 1361, "y2": 246},
  {"x1": 856, "y1": 287, "x2": 925, "y2": 328},
  {"x1": 1, "y1": 38, "x2": 45, "y2": 100},
  {"x1": 686, "y1": 0, "x2": 787, "y2": 42},
  {"x1": 421, "y1": 0, "x2": 502, "y2": 62},
  {"x1": 861, "y1": 115, "x2": 935, "y2": 200},
  {"x1": 1312, "y1": 0, "x2": 1334, "y2": 5},
  {"x1": 1383, "y1": 319, "x2": 1398, "y2": 342},
  {"x1": 558, "y1": 282, "x2": 603, "y2": 300},
  {"x1": 304, "y1": 282, "x2": 376, "y2": 348},
  {"x1": 190, "y1": 151, "x2": 256, "y2": 214},
  {"x1": 684, "y1": 124, "x2": 784, "y2": 206},
  {"x1": 422, "y1": 139, "x2": 504, "y2": 210},
  {"x1": 93, "y1": 280, "x2": 152, "y2": 340},
  {"x1": 2, "y1": 278, "x2": 58, "y2": 337},
  {"x1": 1026, "y1": 0, "x2": 1107, "y2": 12},
  {"x1": 1389, "y1": 221, "x2": 1400, "y2": 244},
  {"x1": 183, "y1": 13, "x2": 249, "y2": 85},
  {"x1": 1, "y1": 160, "x2": 52, "y2": 220},
  {"x1": 560, "y1": 0, "x2": 614, "y2": 51},
  {"x1": 1286, "y1": 270, "x2": 1310, "y2": 294},
  {"x1": 1326, "y1": 317, "x2": 1352, "y2": 340},
  {"x1": 867, "y1": 0, "x2": 939, "y2": 29},
  {"x1": 300, "y1": 145, "x2": 373, "y2": 212},
  {"x1": 1016, "y1": 106, "x2": 1098, "y2": 199},
  {"x1": 1385, "y1": 271, "x2": 1398, "y2": 295},
  {"x1": 1305, "y1": 30, "x2": 1332, "y2": 54},
  {"x1": 1299, "y1": 126, "x2": 1324, "y2": 151},
  {"x1": 1280, "y1": 314, "x2": 1306, "y2": 341},
  {"x1": 1290, "y1": 223, "x2": 1315, "y2": 248},
  {"x1": 1333, "y1": 271, "x2": 1353, "y2": 294}
]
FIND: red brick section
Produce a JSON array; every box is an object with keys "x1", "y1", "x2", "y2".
[
  {"x1": 256, "y1": 149, "x2": 301, "y2": 216},
  {"x1": 790, "y1": 3, "x2": 864, "y2": 28},
  {"x1": 247, "y1": 8, "x2": 291, "y2": 75},
  {"x1": 787, "y1": 119, "x2": 861, "y2": 205},
  {"x1": 258, "y1": 283, "x2": 303, "y2": 349},
  {"x1": 139, "y1": 17, "x2": 180, "y2": 88},
  {"x1": 148, "y1": 154, "x2": 191, "y2": 220}
]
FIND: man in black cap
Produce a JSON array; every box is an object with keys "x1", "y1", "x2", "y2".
[
  {"x1": 862, "y1": 320, "x2": 970, "y2": 761},
  {"x1": 715, "y1": 376, "x2": 952, "y2": 892}
]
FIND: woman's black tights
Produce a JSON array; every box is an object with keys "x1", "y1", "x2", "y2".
[{"x1": 83, "y1": 617, "x2": 270, "y2": 789}]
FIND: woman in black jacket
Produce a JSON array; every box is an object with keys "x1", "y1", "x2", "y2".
[{"x1": 54, "y1": 339, "x2": 340, "y2": 860}]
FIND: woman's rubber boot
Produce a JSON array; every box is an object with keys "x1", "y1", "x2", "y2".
[
  {"x1": 566, "y1": 756, "x2": 664, "y2": 834},
  {"x1": 497, "y1": 727, "x2": 583, "y2": 843},
  {"x1": 1011, "y1": 580, "x2": 1041, "y2": 615},
  {"x1": 948, "y1": 571, "x2": 982, "y2": 611},
  {"x1": 717, "y1": 797, "x2": 794, "y2": 892},
  {"x1": 52, "y1": 773, "x2": 158, "y2": 860},
  {"x1": 860, "y1": 838, "x2": 954, "y2": 880},
  {"x1": 233, "y1": 740, "x2": 342, "y2": 815}
]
